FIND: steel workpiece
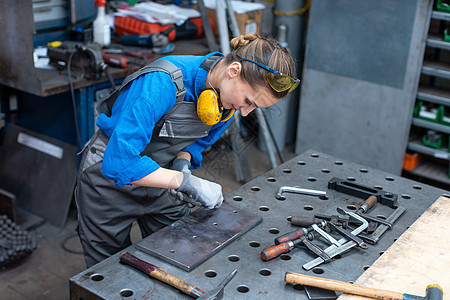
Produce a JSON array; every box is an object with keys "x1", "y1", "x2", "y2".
[{"x1": 70, "y1": 150, "x2": 449, "y2": 299}]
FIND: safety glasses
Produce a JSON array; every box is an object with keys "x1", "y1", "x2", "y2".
[{"x1": 239, "y1": 58, "x2": 300, "y2": 93}]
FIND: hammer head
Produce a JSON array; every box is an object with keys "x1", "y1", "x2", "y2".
[
  {"x1": 425, "y1": 284, "x2": 443, "y2": 300},
  {"x1": 404, "y1": 284, "x2": 443, "y2": 300}
]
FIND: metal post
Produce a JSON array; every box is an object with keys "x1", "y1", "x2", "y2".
[
  {"x1": 273, "y1": 0, "x2": 309, "y2": 144},
  {"x1": 256, "y1": 108, "x2": 278, "y2": 169},
  {"x1": 216, "y1": 0, "x2": 231, "y2": 54}
]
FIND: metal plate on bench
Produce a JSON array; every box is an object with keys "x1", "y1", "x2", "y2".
[{"x1": 136, "y1": 203, "x2": 262, "y2": 271}]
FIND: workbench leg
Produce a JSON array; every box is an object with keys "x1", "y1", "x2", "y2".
[
  {"x1": 0, "y1": 85, "x2": 11, "y2": 131},
  {"x1": 75, "y1": 87, "x2": 95, "y2": 149}
]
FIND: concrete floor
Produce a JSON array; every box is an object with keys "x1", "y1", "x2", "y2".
[{"x1": 0, "y1": 135, "x2": 296, "y2": 299}]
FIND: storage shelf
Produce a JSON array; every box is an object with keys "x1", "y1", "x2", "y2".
[
  {"x1": 422, "y1": 60, "x2": 450, "y2": 80},
  {"x1": 426, "y1": 34, "x2": 450, "y2": 51},
  {"x1": 411, "y1": 117, "x2": 450, "y2": 134},
  {"x1": 405, "y1": 8, "x2": 450, "y2": 190},
  {"x1": 403, "y1": 157, "x2": 450, "y2": 187},
  {"x1": 407, "y1": 141, "x2": 450, "y2": 160},
  {"x1": 417, "y1": 85, "x2": 450, "y2": 105},
  {"x1": 432, "y1": 10, "x2": 450, "y2": 21}
]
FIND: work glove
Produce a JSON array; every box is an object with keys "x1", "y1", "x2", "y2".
[
  {"x1": 174, "y1": 173, "x2": 224, "y2": 210},
  {"x1": 169, "y1": 158, "x2": 199, "y2": 207},
  {"x1": 171, "y1": 158, "x2": 191, "y2": 174},
  {"x1": 168, "y1": 158, "x2": 218, "y2": 208}
]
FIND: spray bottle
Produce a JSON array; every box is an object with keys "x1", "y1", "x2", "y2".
[{"x1": 93, "y1": 0, "x2": 111, "y2": 46}]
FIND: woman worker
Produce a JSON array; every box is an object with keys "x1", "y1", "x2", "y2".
[{"x1": 75, "y1": 33, "x2": 299, "y2": 268}]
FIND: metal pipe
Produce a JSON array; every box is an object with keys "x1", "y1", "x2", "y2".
[
  {"x1": 216, "y1": 0, "x2": 230, "y2": 54},
  {"x1": 256, "y1": 108, "x2": 278, "y2": 169},
  {"x1": 273, "y1": 0, "x2": 309, "y2": 144}
]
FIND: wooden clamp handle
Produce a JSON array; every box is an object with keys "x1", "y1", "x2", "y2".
[
  {"x1": 360, "y1": 195, "x2": 378, "y2": 213},
  {"x1": 120, "y1": 252, "x2": 205, "y2": 298},
  {"x1": 275, "y1": 228, "x2": 308, "y2": 244},
  {"x1": 285, "y1": 271, "x2": 404, "y2": 300}
]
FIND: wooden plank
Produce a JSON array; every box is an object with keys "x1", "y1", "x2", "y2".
[{"x1": 339, "y1": 196, "x2": 450, "y2": 299}]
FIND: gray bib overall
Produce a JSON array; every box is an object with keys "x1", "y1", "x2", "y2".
[{"x1": 75, "y1": 57, "x2": 220, "y2": 268}]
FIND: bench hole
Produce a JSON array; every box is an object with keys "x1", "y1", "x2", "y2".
[
  {"x1": 90, "y1": 274, "x2": 104, "y2": 282},
  {"x1": 120, "y1": 289, "x2": 134, "y2": 297},
  {"x1": 237, "y1": 285, "x2": 249, "y2": 293},
  {"x1": 259, "y1": 269, "x2": 271, "y2": 276},
  {"x1": 205, "y1": 270, "x2": 217, "y2": 278}
]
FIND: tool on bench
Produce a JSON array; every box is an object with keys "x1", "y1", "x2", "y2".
[
  {"x1": 197, "y1": 269, "x2": 237, "y2": 300},
  {"x1": 328, "y1": 220, "x2": 368, "y2": 249},
  {"x1": 288, "y1": 212, "x2": 368, "y2": 249},
  {"x1": 262, "y1": 221, "x2": 332, "y2": 262},
  {"x1": 291, "y1": 215, "x2": 354, "y2": 228},
  {"x1": 120, "y1": 252, "x2": 204, "y2": 298},
  {"x1": 311, "y1": 223, "x2": 342, "y2": 247},
  {"x1": 285, "y1": 272, "x2": 444, "y2": 300},
  {"x1": 119, "y1": 252, "x2": 236, "y2": 299},
  {"x1": 101, "y1": 50, "x2": 129, "y2": 68},
  {"x1": 101, "y1": 48, "x2": 155, "y2": 68},
  {"x1": 356, "y1": 195, "x2": 377, "y2": 214},
  {"x1": 359, "y1": 206, "x2": 406, "y2": 245},
  {"x1": 303, "y1": 208, "x2": 369, "y2": 270},
  {"x1": 328, "y1": 177, "x2": 398, "y2": 208},
  {"x1": 354, "y1": 195, "x2": 393, "y2": 229},
  {"x1": 48, "y1": 41, "x2": 107, "y2": 80},
  {"x1": 121, "y1": 27, "x2": 175, "y2": 54},
  {"x1": 275, "y1": 222, "x2": 324, "y2": 244},
  {"x1": 261, "y1": 234, "x2": 331, "y2": 262},
  {"x1": 328, "y1": 177, "x2": 401, "y2": 234},
  {"x1": 277, "y1": 186, "x2": 327, "y2": 199}
]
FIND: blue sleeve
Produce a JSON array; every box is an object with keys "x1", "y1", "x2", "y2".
[
  {"x1": 182, "y1": 117, "x2": 232, "y2": 169},
  {"x1": 101, "y1": 72, "x2": 176, "y2": 187}
]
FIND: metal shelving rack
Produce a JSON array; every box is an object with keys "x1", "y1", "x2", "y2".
[{"x1": 406, "y1": 4, "x2": 450, "y2": 185}]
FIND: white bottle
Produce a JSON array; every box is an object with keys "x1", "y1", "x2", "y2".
[{"x1": 93, "y1": 0, "x2": 111, "y2": 46}]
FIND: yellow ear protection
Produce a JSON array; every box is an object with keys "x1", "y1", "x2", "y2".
[
  {"x1": 197, "y1": 55, "x2": 235, "y2": 125},
  {"x1": 197, "y1": 89, "x2": 235, "y2": 125}
]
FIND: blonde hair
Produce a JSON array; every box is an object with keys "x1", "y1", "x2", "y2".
[{"x1": 226, "y1": 33, "x2": 296, "y2": 98}]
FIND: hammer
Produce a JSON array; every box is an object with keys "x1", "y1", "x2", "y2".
[
  {"x1": 119, "y1": 252, "x2": 236, "y2": 299},
  {"x1": 285, "y1": 271, "x2": 443, "y2": 300}
]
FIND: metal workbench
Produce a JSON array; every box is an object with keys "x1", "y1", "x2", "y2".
[{"x1": 70, "y1": 150, "x2": 450, "y2": 299}]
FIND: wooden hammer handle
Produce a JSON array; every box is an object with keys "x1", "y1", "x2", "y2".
[
  {"x1": 120, "y1": 252, "x2": 205, "y2": 298},
  {"x1": 285, "y1": 271, "x2": 404, "y2": 300}
]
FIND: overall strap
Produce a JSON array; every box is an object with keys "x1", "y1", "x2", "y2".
[
  {"x1": 104, "y1": 60, "x2": 186, "y2": 113},
  {"x1": 200, "y1": 55, "x2": 223, "y2": 71}
]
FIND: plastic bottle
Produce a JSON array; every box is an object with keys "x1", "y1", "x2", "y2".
[
  {"x1": 277, "y1": 23, "x2": 288, "y2": 48},
  {"x1": 93, "y1": 0, "x2": 111, "y2": 46}
]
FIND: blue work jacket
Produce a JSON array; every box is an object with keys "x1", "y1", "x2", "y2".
[{"x1": 96, "y1": 52, "x2": 232, "y2": 187}]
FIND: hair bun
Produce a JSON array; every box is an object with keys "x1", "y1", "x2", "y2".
[{"x1": 230, "y1": 33, "x2": 260, "y2": 50}]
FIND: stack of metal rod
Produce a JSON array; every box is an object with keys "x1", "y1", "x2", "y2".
[{"x1": 0, "y1": 215, "x2": 37, "y2": 268}]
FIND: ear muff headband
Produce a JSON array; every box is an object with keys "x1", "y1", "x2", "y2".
[{"x1": 197, "y1": 89, "x2": 235, "y2": 125}]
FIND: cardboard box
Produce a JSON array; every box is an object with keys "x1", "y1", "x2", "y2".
[{"x1": 206, "y1": 8, "x2": 263, "y2": 36}]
